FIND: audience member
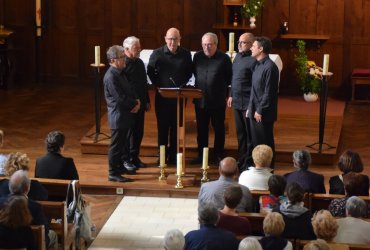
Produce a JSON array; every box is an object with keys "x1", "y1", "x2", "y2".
[
  {"x1": 284, "y1": 150, "x2": 326, "y2": 193},
  {"x1": 147, "y1": 27, "x2": 192, "y2": 164},
  {"x1": 0, "y1": 170, "x2": 57, "y2": 248},
  {"x1": 303, "y1": 239, "x2": 330, "y2": 250},
  {"x1": 259, "y1": 212, "x2": 292, "y2": 250},
  {"x1": 334, "y1": 196, "x2": 370, "y2": 244},
  {"x1": 329, "y1": 150, "x2": 369, "y2": 195},
  {"x1": 0, "y1": 129, "x2": 6, "y2": 176},
  {"x1": 35, "y1": 130, "x2": 79, "y2": 180},
  {"x1": 273, "y1": 182, "x2": 316, "y2": 240},
  {"x1": 329, "y1": 172, "x2": 369, "y2": 217},
  {"x1": 238, "y1": 237, "x2": 262, "y2": 250},
  {"x1": 185, "y1": 202, "x2": 239, "y2": 250},
  {"x1": 239, "y1": 144, "x2": 273, "y2": 190},
  {"x1": 198, "y1": 157, "x2": 253, "y2": 212},
  {"x1": 216, "y1": 185, "x2": 251, "y2": 236},
  {"x1": 0, "y1": 195, "x2": 36, "y2": 250},
  {"x1": 163, "y1": 229, "x2": 185, "y2": 250},
  {"x1": 259, "y1": 174, "x2": 287, "y2": 213},
  {"x1": 0, "y1": 152, "x2": 48, "y2": 200}
]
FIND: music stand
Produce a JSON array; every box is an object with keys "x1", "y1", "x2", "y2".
[{"x1": 158, "y1": 87, "x2": 203, "y2": 174}]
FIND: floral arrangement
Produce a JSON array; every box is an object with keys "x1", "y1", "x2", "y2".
[
  {"x1": 241, "y1": 0, "x2": 265, "y2": 18},
  {"x1": 295, "y1": 40, "x2": 322, "y2": 94}
]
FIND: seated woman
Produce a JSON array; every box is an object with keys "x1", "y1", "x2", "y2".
[
  {"x1": 239, "y1": 237, "x2": 263, "y2": 250},
  {"x1": 259, "y1": 174, "x2": 287, "y2": 213},
  {"x1": 0, "y1": 195, "x2": 36, "y2": 250},
  {"x1": 273, "y1": 182, "x2": 316, "y2": 240},
  {"x1": 259, "y1": 212, "x2": 292, "y2": 250},
  {"x1": 329, "y1": 172, "x2": 369, "y2": 217},
  {"x1": 329, "y1": 150, "x2": 369, "y2": 195},
  {"x1": 35, "y1": 130, "x2": 79, "y2": 180},
  {"x1": 239, "y1": 145, "x2": 273, "y2": 191},
  {"x1": 0, "y1": 152, "x2": 48, "y2": 200}
]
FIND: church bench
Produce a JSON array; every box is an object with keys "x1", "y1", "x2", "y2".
[
  {"x1": 297, "y1": 239, "x2": 370, "y2": 250},
  {"x1": 32, "y1": 178, "x2": 71, "y2": 201},
  {"x1": 31, "y1": 225, "x2": 46, "y2": 250},
  {"x1": 308, "y1": 193, "x2": 370, "y2": 213},
  {"x1": 351, "y1": 68, "x2": 370, "y2": 101},
  {"x1": 238, "y1": 212, "x2": 266, "y2": 236}
]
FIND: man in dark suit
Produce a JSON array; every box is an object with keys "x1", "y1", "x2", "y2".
[
  {"x1": 284, "y1": 149, "x2": 326, "y2": 193},
  {"x1": 35, "y1": 130, "x2": 79, "y2": 180},
  {"x1": 247, "y1": 36, "x2": 279, "y2": 169},
  {"x1": 104, "y1": 45, "x2": 141, "y2": 182}
]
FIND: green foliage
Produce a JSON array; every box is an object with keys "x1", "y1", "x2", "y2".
[{"x1": 240, "y1": 0, "x2": 265, "y2": 18}]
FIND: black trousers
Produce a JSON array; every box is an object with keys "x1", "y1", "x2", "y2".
[
  {"x1": 249, "y1": 119, "x2": 275, "y2": 169},
  {"x1": 124, "y1": 109, "x2": 145, "y2": 160},
  {"x1": 233, "y1": 108, "x2": 253, "y2": 167},
  {"x1": 195, "y1": 106, "x2": 225, "y2": 158},
  {"x1": 109, "y1": 127, "x2": 130, "y2": 175}
]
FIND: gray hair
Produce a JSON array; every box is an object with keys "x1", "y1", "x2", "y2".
[
  {"x1": 163, "y1": 229, "x2": 185, "y2": 250},
  {"x1": 106, "y1": 45, "x2": 124, "y2": 62},
  {"x1": 346, "y1": 196, "x2": 368, "y2": 218},
  {"x1": 122, "y1": 36, "x2": 140, "y2": 49},
  {"x1": 202, "y1": 32, "x2": 218, "y2": 46},
  {"x1": 9, "y1": 170, "x2": 30, "y2": 195},
  {"x1": 238, "y1": 237, "x2": 263, "y2": 250},
  {"x1": 293, "y1": 150, "x2": 311, "y2": 170},
  {"x1": 198, "y1": 202, "x2": 219, "y2": 225}
]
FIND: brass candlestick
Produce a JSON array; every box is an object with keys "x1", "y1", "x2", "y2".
[
  {"x1": 158, "y1": 164, "x2": 167, "y2": 181},
  {"x1": 175, "y1": 174, "x2": 184, "y2": 189},
  {"x1": 226, "y1": 51, "x2": 236, "y2": 62},
  {"x1": 201, "y1": 166, "x2": 210, "y2": 184}
]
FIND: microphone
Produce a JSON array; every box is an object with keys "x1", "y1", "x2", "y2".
[{"x1": 169, "y1": 77, "x2": 178, "y2": 88}]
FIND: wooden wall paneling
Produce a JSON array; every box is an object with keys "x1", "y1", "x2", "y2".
[
  {"x1": 136, "y1": 0, "x2": 159, "y2": 49},
  {"x1": 111, "y1": 0, "x2": 132, "y2": 45},
  {"x1": 289, "y1": 0, "x2": 317, "y2": 34},
  {"x1": 316, "y1": 0, "x2": 344, "y2": 42},
  {"x1": 261, "y1": 0, "x2": 289, "y2": 38}
]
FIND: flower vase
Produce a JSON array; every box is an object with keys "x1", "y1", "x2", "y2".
[
  {"x1": 303, "y1": 93, "x2": 319, "y2": 102},
  {"x1": 249, "y1": 16, "x2": 256, "y2": 28}
]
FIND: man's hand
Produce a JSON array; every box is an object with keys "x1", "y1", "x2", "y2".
[
  {"x1": 227, "y1": 97, "x2": 232, "y2": 108},
  {"x1": 254, "y1": 112, "x2": 262, "y2": 122},
  {"x1": 130, "y1": 99, "x2": 141, "y2": 113}
]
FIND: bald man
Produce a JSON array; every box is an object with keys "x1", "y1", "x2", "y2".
[
  {"x1": 198, "y1": 157, "x2": 253, "y2": 212},
  {"x1": 227, "y1": 33, "x2": 256, "y2": 171},
  {"x1": 147, "y1": 27, "x2": 192, "y2": 164}
]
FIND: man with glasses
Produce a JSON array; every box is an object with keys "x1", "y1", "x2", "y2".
[
  {"x1": 192, "y1": 32, "x2": 232, "y2": 164},
  {"x1": 104, "y1": 45, "x2": 140, "y2": 182},
  {"x1": 147, "y1": 27, "x2": 192, "y2": 164},
  {"x1": 227, "y1": 33, "x2": 256, "y2": 171}
]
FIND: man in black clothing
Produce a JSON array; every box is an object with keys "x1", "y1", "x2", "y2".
[
  {"x1": 227, "y1": 33, "x2": 256, "y2": 171},
  {"x1": 104, "y1": 45, "x2": 140, "y2": 182},
  {"x1": 147, "y1": 27, "x2": 192, "y2": 164},
  {"x1": 122, "y1": 36, "x2": 150, "y2": 169},
  {"x1": 192, "y1": 32, "x2": 232, "y2": 164},
  {"x1": 247, "y1": 37, "x2": 279, "y2": 169}
]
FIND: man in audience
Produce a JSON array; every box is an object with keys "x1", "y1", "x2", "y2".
[
  {"x1": 284, "y1": 149, "x2": 326, "y2": 193},
  {"x1": 163, "y1": 229, "x2": 185, "y2": 250},
  {"x1": 35, "y1": 130, "x2": 79, "y2": 180},
  {"x1": 334, "y1": 196, "x2": 370, "y2": 244},
  {"x1": 247, "y1": 36, "x2": 279, "y2": 169},
  {"x1": 0, "y1": 170, "x2": 57, "y2": 249},
  {"x1": 122, "y1": 36, "x2": 150, "y2": 169},
  {"x1": 198, "y1": 157, "x2": 253, "y2": 212},
  {"x1": 227, "y1": 32, "x2": 256, "y2": 171},
  {"x1": 192, "y1": 32, "x2": 232, "y2": 164},
  {"x1": 104, "y1": 45, "x2": 140, "y2": 182},
  {"x1": 185, "y1": 202, "x2": 239, "y2": 250},
  {"x1": 147, "y1": 27, "x2": 192, "y2": 164}
]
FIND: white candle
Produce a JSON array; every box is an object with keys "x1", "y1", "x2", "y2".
[
  {"x1": 323, "y1": 54, "x2": 329, "y2": 75},
  {"x1": 160, "y1": 145, "x2": 165, "y2": 166},
  {"x1": 36, "y1": 0, "x2": 41, "y2": 37},
  {"x1": 177, "y1": 153, "x2": 183, "y2": 176},
  {"x1": 202, "y1": 147, "x2": 209, "y2": 169},
  {"x1": 229, "y1": 32, "x2": 235, "y2": 52},
  {"x1": 95, "y1": 46, "x2": 100, "y2": 66}
]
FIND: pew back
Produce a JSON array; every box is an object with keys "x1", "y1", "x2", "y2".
[{"x1": 31, "y1": 225, "x2": 46, "y2": 250}]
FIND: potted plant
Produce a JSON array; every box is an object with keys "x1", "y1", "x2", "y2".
[
  {"x1": 240, "y1": 0, "x2": 265, "y2": 28},
  {"x1": 294, "y1": 40, "x2": 322, "y2": 102}
]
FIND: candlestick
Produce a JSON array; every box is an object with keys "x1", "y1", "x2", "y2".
[
  {"x1": 177, "y1": 153, "x2": 183, "y2": 176},
  {"x1": 95, "y1": 46, "x2": 101, "y2": 66},
  {"x1": 228, "y1": 32, "x2": 235, "y2": 52},
  {"x1": 323, "y1": 54, "x2": 329, "y2": 75},
  {"x1": 160, "y1": 145, "x2": 166, "y2": 167},
  {"x1": 202, "y1": 147, "x2": 209, "y2": 170}
]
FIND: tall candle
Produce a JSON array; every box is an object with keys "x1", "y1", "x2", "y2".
[
  {"x1": 177, "y1": 153, "x2": 183, "y2": 176},
  {"x1": 160, "y1": 145, "x2": 165, "y2": 166},
  {"x1": 229, "y1": 32, "x2": 235, "y2": 52},
  {"x1": 35, "y1": 0, "x2": 41, "y2": 37},
  {"x1": 323, "y1": 54, "x2": 329, "y2": 75},
  {"x1": 95, "y1": 46, "x2": 101, "y2": 66},
  {"x1": 202, "y1": 147, "x2": 209, "y2": 169}
]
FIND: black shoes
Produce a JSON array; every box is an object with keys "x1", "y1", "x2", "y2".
[
  {"x1": 119, "y1": 162, "x2": 137, "y2": 175},
  {"x1": 108, "y1": 174, "x2": 133, "y2": 182},
  {"x1": 131, "y1": 158, "x2": 147, "y2": 168}
]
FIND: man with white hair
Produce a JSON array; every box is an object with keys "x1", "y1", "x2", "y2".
[
  {"x1": 163, "y1": 229, "x2": 185, "y2": 250},
  {"x1": 122, "y1": 36, "x2": 150, "y2": 169}
]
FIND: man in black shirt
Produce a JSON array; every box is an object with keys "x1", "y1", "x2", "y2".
[
  {"x1": 147, "y1": 28, "x2": 192, "y2": 164},
  {"x1": 247, "y1": 37, "x2": 279, "y2": 169},
  {"x1": 122, "y1": 36, "x2": 150, "y2": 169},
  {"x1": 227, "y1": 33, "x2": 256, "y2": 171},
  {"x1": 192, "y1": 32, "x2": 232, "y2": 164}
]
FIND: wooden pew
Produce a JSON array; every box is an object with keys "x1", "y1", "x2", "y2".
[
  {"x1": 238, "y1": 212, "x2": 266, "y2": 236},
  {"x1": 297, "y1": 239, "x2": 370, "y2": 250},
  {"x1": 32, "y1": 178, "x2": 71, "y2": 201},
  {"x1": 309, "y1": 193, "x2": 370, "y2": 213},
  {"x1": 31, "y1": 225, "x2": 46, "y2": 250}
]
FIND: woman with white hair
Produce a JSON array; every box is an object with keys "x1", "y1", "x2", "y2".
[
  {"x1": 238, "y1": 237, "x2": 262, "y2": 250},
  {"x1": 163, "y1": 229, "x2": 185, "y2": 250}
]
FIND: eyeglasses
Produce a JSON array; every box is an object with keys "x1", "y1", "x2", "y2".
[
  {"x1": 202, "y1": 43, "x2": 215, "y2": 48},
  {"x1": 238, "y1": 41, "x2": 249, "y2": 45},
  {"x1": 166, "y1": 37, "x2": 179, "y2": 41}
]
